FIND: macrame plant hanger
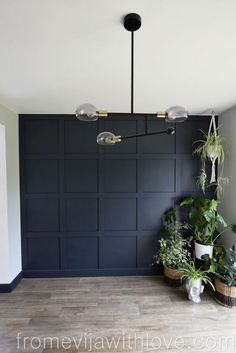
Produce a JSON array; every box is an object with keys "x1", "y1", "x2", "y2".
[{"x1": 207, "y1": 112, "x2": 217, "y2": 183}]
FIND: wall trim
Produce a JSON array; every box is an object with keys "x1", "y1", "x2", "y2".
[
  {"x1": 19, "y1": 114, "x2": 214, "y2": 278},
  {"x1": 0, "y1": 271, "x2": 23, "y2": 293}
]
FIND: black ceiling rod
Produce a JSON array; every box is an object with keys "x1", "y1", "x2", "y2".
[
  {"x1": 123, "y1": 13, "x2": 141, "y2": 115},
  {"x1": 131, "y1": 30, "x2": 134, "y2": 115},
  {"x1": 120, "y1": 127, "x2": 175, "y2": 140}
]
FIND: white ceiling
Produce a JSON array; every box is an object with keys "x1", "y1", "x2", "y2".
[{"x1": 0, "y1": 0, "x2": 236, "y2": 114}]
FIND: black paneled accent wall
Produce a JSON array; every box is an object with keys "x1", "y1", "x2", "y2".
[{"x1": 20, "y1": 114, "x2": 211, "y2": 277}]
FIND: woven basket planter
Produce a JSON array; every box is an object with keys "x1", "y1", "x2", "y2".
[
  {"x1": 215, "y1": 278, "x2": 236, "y2": 308},
  {"x1": 164, "y1": 266, "x2": 182, "y2": 287}
]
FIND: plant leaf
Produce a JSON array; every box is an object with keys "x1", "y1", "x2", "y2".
[
  {"x1": 180, "y1": 197, "x2": 194, "y2": 207},
  {"x1": 216, "y1": 214, "x2": 227, "y2": 227}
]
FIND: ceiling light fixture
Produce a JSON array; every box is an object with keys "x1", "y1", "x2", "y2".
[{"x1": 75, "y1": 13, "x2": 189, "y2": 145}]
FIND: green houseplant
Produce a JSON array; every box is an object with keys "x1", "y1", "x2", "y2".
[
  {"x1": 153, "y1": 208, "x2": 191, "y2": 286},
  {"x1": 180, "y1": 261, "x2": 215, "y2": 303},
  {"x1": 193, "y1": 114, "x2": 229, "y2": 194},
  {"x1": 180, "y1": 196, "x2": 236, "y2": 259},
  {"x1": 214, "y1": 245, "x2": 236, "y2": 307}
]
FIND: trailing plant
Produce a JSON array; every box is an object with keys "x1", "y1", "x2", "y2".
[
  {"x1": 211, "y1": 175, "x2": 229, "y2": 196},
  {"x1": 196, "y1": 168, "x2": 207, "y2": 193},
  {"x1": 153, "y1": 208, "x2": 191, "y2": 269},
  {"x1": 180, "y1": 196, "x2": 236, "y2": 245},
  {"x1": 194, "y1": 130, "x2": 226, "y2": 167},
  {"x1": 179, "y1": 261, "x2": 215, "y2": 290},
  {"x1": 162, "y1": 207, "x2": 189, "y2": 238},
  {"x1": 193, "y1": 113, "x2": 229, "y2": 195}
]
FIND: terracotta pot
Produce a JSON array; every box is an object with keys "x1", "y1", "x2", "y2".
[{"x1": 215, "y1": 278, "x2": 236, "y2": 308}]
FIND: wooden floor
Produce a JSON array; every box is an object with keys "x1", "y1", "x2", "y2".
[{"x1": 0, "y1": 276, "x2": 235, "y2": 353}]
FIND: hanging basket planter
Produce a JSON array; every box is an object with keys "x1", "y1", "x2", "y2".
[
  {"x1": 193, "y1": 112, "x2": 228, "y2": 194},
  {"x1": 206, "y1": 115, "x2": 218, "y2": 183},
  {"x1": 215, "y1": 278, "x2": 236, "y2": 308},
  {"x1": 163, "y1": 266, "x2": 182, "y2": 287}
]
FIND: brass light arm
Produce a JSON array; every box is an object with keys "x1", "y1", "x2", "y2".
[{"x1": 97, "y1": 110, "x2": 108, "y2": 117}]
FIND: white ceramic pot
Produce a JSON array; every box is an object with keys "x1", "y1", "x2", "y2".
[
  {"x1": 194, "y1": 241, "x2": 213, "y2": 260},
  {"x1": 186, "y1": 278, "x2": 204, "y2": 303}
]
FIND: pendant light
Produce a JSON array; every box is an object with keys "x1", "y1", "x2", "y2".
[
  {"x1": 75, "y1": 13, "x2": 189, "y2": 145},
  {"x1": 75, "y1": 104, "x2": 108, "y2": 122},
  {"x1": 97, "y1": 127, "x2": 175, "y2": 145}
]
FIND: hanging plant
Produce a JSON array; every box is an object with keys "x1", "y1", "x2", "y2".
[
  {"x1": 196, "y1": 167, "x2": 207, "y2": 192},
  {"x1": 215, "y1": 175, "x2": 229, "y2": 195},
  {"x1": 193, "y1": 112, "x2": 228, "y2": 194}
]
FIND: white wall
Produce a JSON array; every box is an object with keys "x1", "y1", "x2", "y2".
[
  {"x1": 0, "y1": 123, "x2": 9, "y2": 283},
  {"x1": 219, "y1": 106, "x2": 236, "y2": 248},
  {"x1": 0, "y1": 104, "x2": 21, "y2": 283}
]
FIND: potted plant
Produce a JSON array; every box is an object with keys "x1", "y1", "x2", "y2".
[
  {"x1": 214, "y1": 245, "x2": 236, "y2": 308},
  {"x1": 193, "y1": 113, "x2": 229, "y2": 195},
  {"x1": 180, "y1": 261, "x2": 215, "y2": 303},
  {"x1": 153, "y1": 208, "x2": 191, "y2": 286},
  {"x1": 180, "y1": 196, "x2": 236, "y2": 260}
]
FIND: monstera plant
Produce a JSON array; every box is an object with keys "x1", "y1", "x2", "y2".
[{"x1": 180, "y1": 197, "x2": 236, "y2": 260}]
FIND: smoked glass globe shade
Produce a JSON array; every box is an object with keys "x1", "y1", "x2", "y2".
[
  {"x1": 75, "y1": 103, "x2": 98, "y2": 121},
  {"x1": 97, "y1": 132, "x2": 115, "y2": 145},
  {"x1": 165, "y1": 106, "x2": 188, "y2": 123}
]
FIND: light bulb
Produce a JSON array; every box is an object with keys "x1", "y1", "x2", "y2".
[
  {"x1": 97, "y1": 132, "x2": 118, "y2": 145},
  {"x1": 166, "y1": 106, "x2": 188, "y2": 123},
  {"x1": 75, "y1": 103, "x2": 98, "y2": 121}
]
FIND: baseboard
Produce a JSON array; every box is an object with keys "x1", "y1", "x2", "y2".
[
  {"x1": 23, "y1": 267, "x2": 162, "y2": 278},
  {"x1": 0, "y1": 271, "x2": 23, "y2": 293}
]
